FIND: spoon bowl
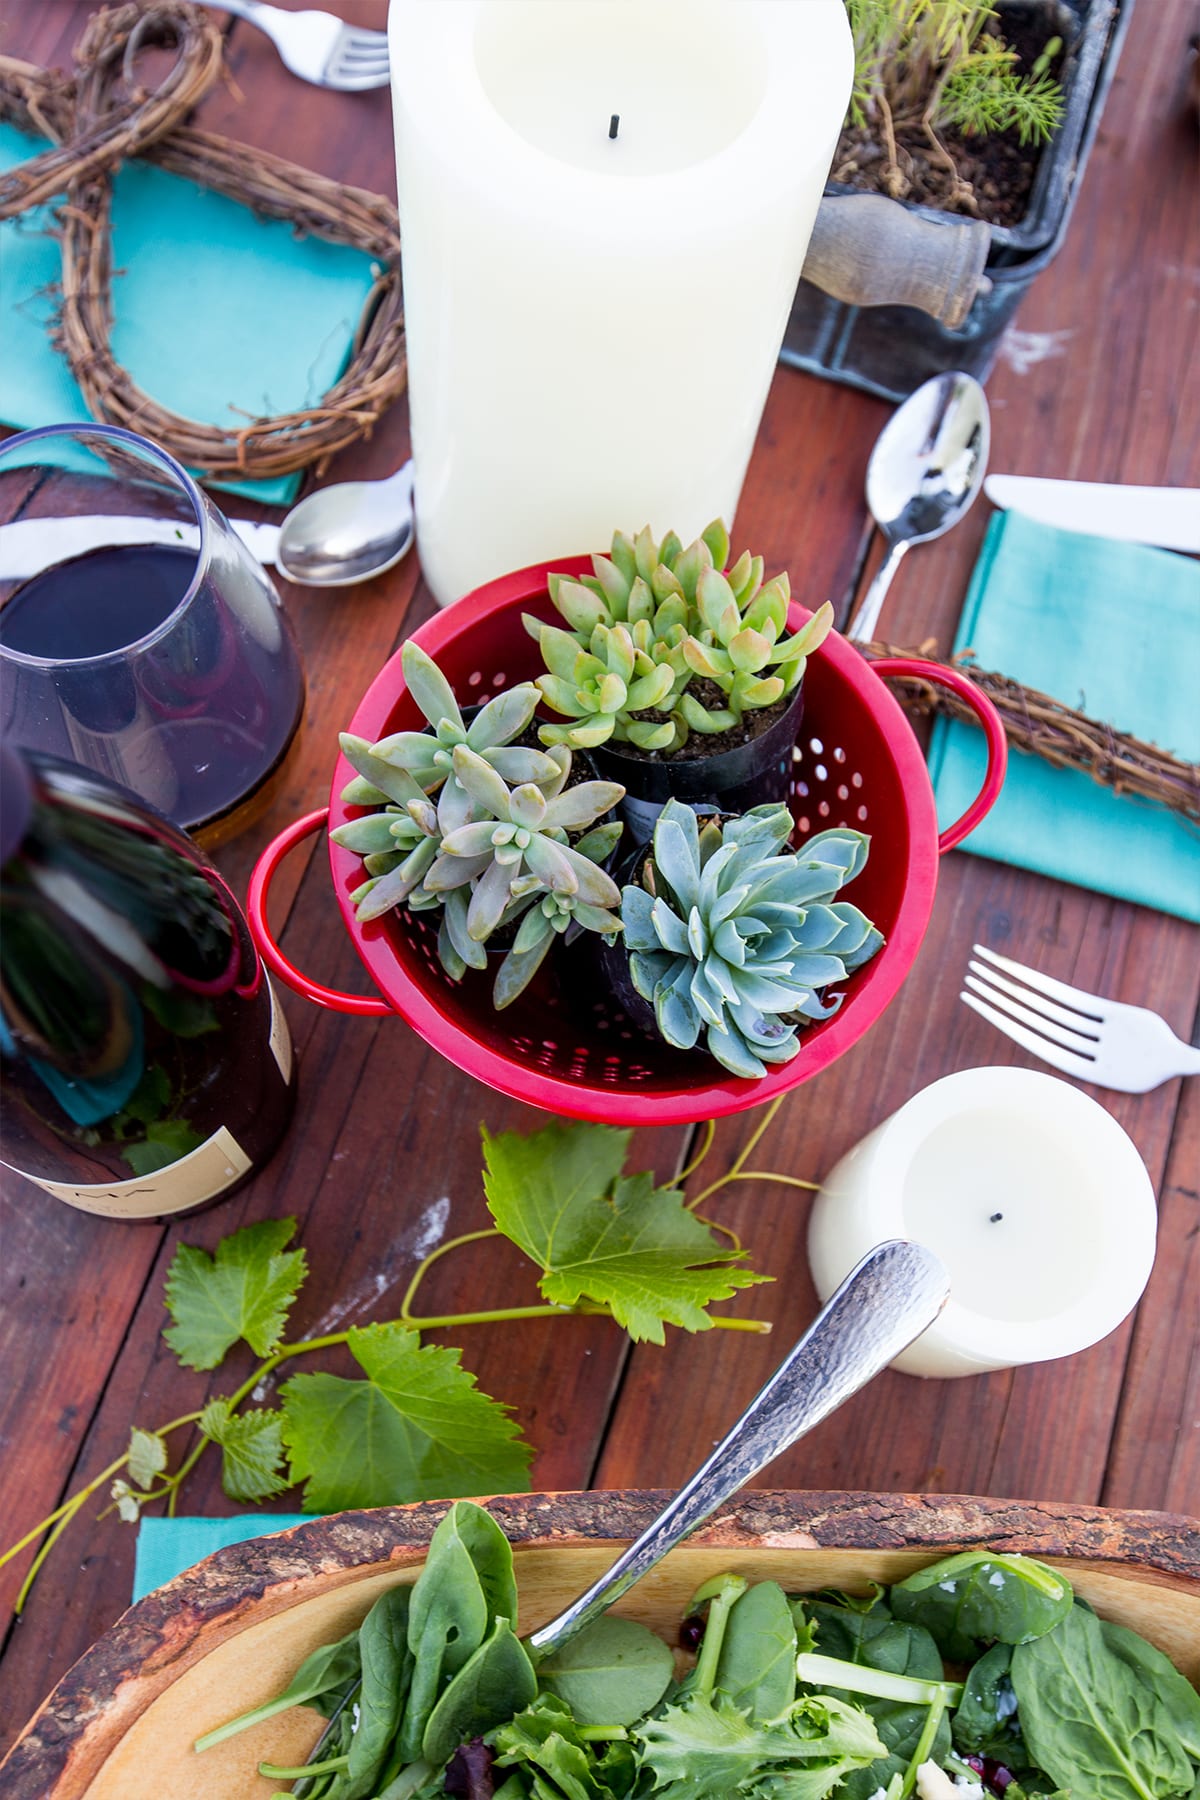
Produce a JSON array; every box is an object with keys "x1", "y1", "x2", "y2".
[
  {"x1": 275, "y1": 462, "x2": 415, "y2": 587},
  {"x1": 847, "y1": 372, "x2": 989, "y2": 642}
]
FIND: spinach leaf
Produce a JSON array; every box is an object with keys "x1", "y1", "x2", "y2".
[
  {"x1": 715, "y1": 1582, "x2": 797, "y2": 1722},
  {"x1": 193, "y1": 1628, "x2": 361, "y2": 1749},
  {"x1": 1012, "y1": 1602, "x2": 1196, "y2": 1799},
  {"x1": 806, "y1": 1585, "x2": 886, "y2": 1616},
  {"x1": 891, "y1": 1553, "x2": 1073, "y2": 1661},
  {"x1": 952, "y1": 1642, "x2": 1029, "y2": 1768},
  {"x1": 633, "y1": 1691, "x2": 886, "y2": 1800},
  {"x1": 399, "y1": 1504, "x2": 499, "y2": 1758},
  {"x1": 423, "y1": 1618, "x2": 538, "y2": 1767},
  {"x1": 538, "y1": 1613, "x2": 674, "y2": 1726},
  {"x1": 1100, "y1": 1621, "x2": 1200, "y2": 1760},
  {"x1": 344, "y1": 1587, "x2": 413, "y2": 1797},
  {"x1": 451, "y1": 1497, "x2": 520, "y2": 1628},
  {"x1": 796, "y1": 1601, "x2": 951, "y2": 1799}
]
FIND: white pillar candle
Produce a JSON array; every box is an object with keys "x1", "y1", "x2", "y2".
[
  {"x1": 388, "y1": 0, "x2": 852, "y2": 608},
  {"x1": 808, "y1": 1068, "x2": 1158, "y2": 1378}
]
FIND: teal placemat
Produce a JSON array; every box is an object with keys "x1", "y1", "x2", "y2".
[
  {"x1": 134, "y1": 1514, "x2": 310, "y2": 1600},
  {"x1": 930, "y1": 510, "x2": 1200, "y2": 922},
  {"x1": 0, "y1": 123, "x2": 381, "y2": 504}
]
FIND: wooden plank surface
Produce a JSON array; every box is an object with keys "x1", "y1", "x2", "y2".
[{"x1": 1, "y1": 0, "x2": 1197, "y2": 1753}]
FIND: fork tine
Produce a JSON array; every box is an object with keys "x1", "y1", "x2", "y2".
[
  {"x1": 329, "y1": 64, "x2": 391, "y2": 88},
  {"x1": 338, "y1": 42, "x2": 389, "y2": 64},
  {"x1": 964, "y1": 975, "x2": 1101, "y2": 1058},
  {"x1": 971, "y1": 944, "x2": 1107, "y2": 1020},
  {"x1": 960, "y1": 992, "x2": 1096, "y2": 1078},
  {"x1": 342, "y1": 32, "x2": 389, "y2": 55},
  {"x1": 965, "y1": 961, "x2": 1101, "y2": 1040}
]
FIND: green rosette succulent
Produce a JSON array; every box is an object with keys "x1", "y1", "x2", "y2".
[
  {"x1": 620, "y1": 798, "x2": 883, "y2": 1079},
  {"x1": 526, "y1": 521, "x2": 833, "y2": 753},
  {"x1": 425, "y1": 746, "x2": 624, "y2": 1005}
]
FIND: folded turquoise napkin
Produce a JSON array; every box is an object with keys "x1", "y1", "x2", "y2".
[
  {"x1": 134, "y1": 1514, "x2": 309, "y2": 1600},
  {"x1": 0, "y1": 123, "x2": 381, "y2": 504},
  {"x1": 929, "y1": 509, "x2": 1200, "y2": 923}
]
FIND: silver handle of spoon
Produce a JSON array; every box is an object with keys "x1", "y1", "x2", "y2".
[
  {"x1": 528, "y1": 1238, "x2": 948, "y2": 1661},
  {"x1": 846, "y1": 537, "x2": 909, "y2": 644}
]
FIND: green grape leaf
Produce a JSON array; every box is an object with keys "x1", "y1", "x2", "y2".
[
  {"x1": 126, "y1": 1426, "x2": 167, "y2": 1491},
  {"x1": 124, "y1": 1118, "x2": 205, "y2": 1176},
  {"x1": 481, "y1": 1122, "x2": 769, "y2": 1344},
  {"x1": 200, "y1": 1399, "x2": 290, "y2": 1502},
  {"x1": 141, "y1": 985, "x2": 221, "y2": 1037},
  {"x1": 163, "y1": 1218, "x2": 308, "y2": 1371},
  {"x1": 119, "y1": 1065, "x2": 171, "y2": 1126},
  {"x1": 279, "y1": 1322, "x2": 533, "y2": 1512}
]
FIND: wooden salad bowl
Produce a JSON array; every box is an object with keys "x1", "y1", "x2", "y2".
[{"x1": 6, "y1": 1491, "x2": 1199, "y2": 1799}]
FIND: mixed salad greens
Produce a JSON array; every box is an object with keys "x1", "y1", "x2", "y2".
[{"x1": 196, "y1": 1503, "x2": 1200, "y2": 1800}]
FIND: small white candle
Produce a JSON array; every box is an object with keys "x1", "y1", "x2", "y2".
[
  {"x1": 807, "y1": 1068, "x2": 1158, "y2": 1378},
  {"x1": 388, "y1": 0, "x2": 852, "y2": 607}
]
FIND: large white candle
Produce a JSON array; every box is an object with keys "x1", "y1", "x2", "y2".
[
  {"x1": 388, "y1": 0, "x2": 852, "y2": 608},
  {"x1": 807, "y1": 1068, "x2": 1158, "y2": 1378}
]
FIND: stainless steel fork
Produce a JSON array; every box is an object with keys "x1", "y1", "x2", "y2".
[
  {"x1": 962, "y1": 943, "x2": 1200, "y2": 1093},
  {"x1": 206, "y1": 0, "x2": 389, "y2": 91}
]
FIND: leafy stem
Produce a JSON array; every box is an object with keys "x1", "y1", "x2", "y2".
[{"x1": 6, "y1": 1107, "x2": 818, "y2": 1617}]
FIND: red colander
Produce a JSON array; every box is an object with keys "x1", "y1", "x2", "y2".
[{"x1": 248, "y1": 556, "x2": 1005, "y2": 1124}]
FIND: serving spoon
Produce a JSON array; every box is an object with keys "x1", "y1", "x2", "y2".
[
  {"x1": 529, "y1": 1236, "x2": 948, "y2": 1657},
  {"x1": 846, "y1": 371, "x2": 990, "y2": 645},
  {"x1": 290, "y1": 1238, "x2": 948, "y2": 1788},
  {"x1": 273, "y1": 460, "x2": 415, "y2": 586}
]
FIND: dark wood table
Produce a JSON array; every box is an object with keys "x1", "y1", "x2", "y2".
[{"x1": 2, "y1": 0, "x2": 1197, "y2": 1752}]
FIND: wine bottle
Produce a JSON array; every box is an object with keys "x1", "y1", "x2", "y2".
[{"x1": 0, "y1": 743, "x2": 296, "y2": 1221}]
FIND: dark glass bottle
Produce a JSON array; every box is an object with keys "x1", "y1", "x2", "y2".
[{"x1": 0, "y1": 744, "x2": 295, "y2": 1221}]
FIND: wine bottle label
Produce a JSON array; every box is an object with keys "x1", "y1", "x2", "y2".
[
  {"x1": 18, "y1": 1128, "x2": 253, "y2": 1220},
  {"x1": 266, "y1": 973, "x2": 294, "y2": 1083}
]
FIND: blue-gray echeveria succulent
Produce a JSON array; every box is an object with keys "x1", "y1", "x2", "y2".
[
  {"x1": 527, "y1": 520, "x2": 833, "y2": 753},
  {"x1": 620, "y1": 798, "x2": 884, "y2": 1079}
]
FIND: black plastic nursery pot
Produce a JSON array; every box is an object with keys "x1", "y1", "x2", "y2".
[
  {"x1": 781, "y1": 0, "x2": 1134, "y2": 401},
  {"x1": 592, "y1": 679, "x2": 805, "y2": 846}
]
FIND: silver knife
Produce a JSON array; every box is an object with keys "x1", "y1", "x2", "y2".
[
  {"x1": 985, "y1": 475, "x2": 1200, "y2": 553},
  {"x1": 0, "y1": 514, "x2": 282, "y2": 577}
]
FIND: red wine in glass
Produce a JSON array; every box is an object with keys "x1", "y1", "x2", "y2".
[{"x1": 0, "y1": 426, "x2": 305, "y2": 839}]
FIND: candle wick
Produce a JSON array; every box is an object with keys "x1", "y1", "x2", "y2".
[
  {"x1": 609, "y1": 114, "x2": 619, "y2": 141},
  {"x1": 989, "y1": 1212, "x2": 1004, "y2": 1223}
]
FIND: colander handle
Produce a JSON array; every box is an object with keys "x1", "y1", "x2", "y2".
[
  {"x1": 870, "y1": 657, "x2": 1008, "y2": 854},
  {"x1": 247, "y1": 808, "x2": 394, "y2": 1016}
]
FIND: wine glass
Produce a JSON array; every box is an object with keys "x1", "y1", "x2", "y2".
[{"x1": 0, "y1": 424, "x2": 306, "y2": 842}]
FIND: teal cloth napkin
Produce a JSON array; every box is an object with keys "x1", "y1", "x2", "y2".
[
  {"x1": 0, "y1": 123, "x2": 381, "y2": 504},
  {"x1": 929, "y1": 509, "x2": 1200, "y2": 923},
  {"x1": 134, "y1": 1514, "x2": 310, "y2": 1600}
]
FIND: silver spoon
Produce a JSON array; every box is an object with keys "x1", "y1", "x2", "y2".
[
  {"x1": 274, "y1": 460, "x2": 415, "y2": 587},
  {"x1": 846, "y1": 372, "x2": 990, "y2": 645},
  {"x1": 529, "y1": 1237, "x2": 948, "y2": 1659}
]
